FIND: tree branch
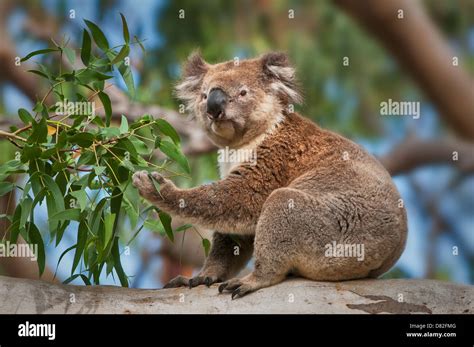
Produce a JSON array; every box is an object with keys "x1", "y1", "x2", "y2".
[
  {"x1": 334, "y1": 0, "x2": 474, "y2": 140},
  {"x1": 379, "y1": 135, "x2": 474, "y2": 176},
  {"x1": 1, "y1": 275, "x2": 472, "y2": 313}
]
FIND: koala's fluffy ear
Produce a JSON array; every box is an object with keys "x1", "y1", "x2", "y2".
[
  {"x1": 261, "y1": 52, "x2": 303, "y2": 105},
  {"x1": 175, "y1": 50, "x2": 209, "y2": 110}
]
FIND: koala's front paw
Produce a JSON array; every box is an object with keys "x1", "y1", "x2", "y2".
[
  {"x1": 132, "y1": 170, "x2": 175, "y2": 203},
  {"x1": 163, "y1": 274, "x2": 223, "y2": 289}
]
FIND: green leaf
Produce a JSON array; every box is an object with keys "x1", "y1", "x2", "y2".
[
  {"x1": 55, "y1": 220, "x2": 70, "y2": 246},
  {"x1": 115, "y1": 138, "x2": 138, "y2": 160},
  {"x1": 90, "y1": 198, "x2": 107, "y2": 235},
  {"x1": 154, "y1": 135, "x2": 161, "y2": 149},
  {"x1": 112, "y1": 236, "x2": 128, "y2": 287},
  {"x1": 175, "y1": 224, "x2": 193, "y2": 232},
  {"x1": 119, "y1": 64, "x2": 135, "y2": 97},
  {"x1": 149, "y1": 174, "x2": 161, "y2": 193},
  {"x1": 134, "y1": 35, "x2": 145, "y2": 54},
  {"x1": 110, "y1": 187, "x2": 123, "y2": 222},
  {"x1": 75, "y1": 69, "x2": 113, "y2": 84},
  {"x1": 84, "y1": 19, "x2": 109, "y2": 51},
  {"x1": 52, "y1": 161, "x2": 67, "y2": 173},
  {"x1": 104, "y1": 213, "x2": 116, "y2": 248},
  {"x1": 77, "y1": 154, "x2": 95, "y2": 170},
  {"x1": 10, "y1": 204, "x2": 22, "y2": 243},
  {"x1": 159, "y1": 211, "x2": 173, "y2": 242},
  {"x1": 28, "y1": 223, "x2": 45, "y2": 275},
  {"x1": 27, "y1": 69, "x2": 50, "y2": 79},
  {"x1": 0, "y1": 182, "x2": 14, "y2": 196},
  {"x1": 111, "y1": 45, "x2": 130, "y2": 65},
  {"x1": 91, "y1": 116, "x2": 105, "y2": 127},
  {"x1": 120, "y1": 13, "x2": 130, "y2": 43},
  {"x1": 0, "y1": 160, "x2": 23, "y2": 175},
  {"x1": 119, "y1": 115, "x2": 129, "y2": 134},
  {"x1": 69, "y1": 132, "x2": 95, "y2": 147},
  {"x1": 18, "y1": 108, "x2": 34, "y2": 124},
  {"x1": 54, "y1": 244, "x2": 76, "y2": 279},
  {"x1": 29, "y1": 62, "x2": 53, "y2": 80},
  {"x1": 99, "y1": 127, "x2": 120, "y2": 139},
  {"x1": 80, "y1": 29, "x2": 92, "y2": 66},
  {"x1": 29, "y1": 117, "x2": 48, "y2": 144},
  {"x1": 33, "y1": 101, "x2": 44, "y2": 113},
  {"x1": 21, "y1": 145, "x2": 42, "y2": 163},
  {"x1": 70, "y1": 190, "x2": 88, "y2": 211},
  {"x1": 155, "y1": 119, "x2": 180, "y2": 145},
  {"x1": 129, "y1": 137, "x2": 150, "y2": 156},
  {"x1": 98, "y1": 91, "x2": 112, "y2": 126},
  {"x1": 144, "y1": 220, "x2": 163, "y2": 234},
  {"x1": 28, "y1": 168, "x2": 42, "y2": 197},
  {"x1": 19, "y1": 196, "x2": 33, "y2": 228},
  {"x1": 126, "y1": 224, "x2": 144, "y2": 246},
  {"x1": 50, "y1": 208, "x2": 81, "y2": 221},
  {"x1": 27, "y1": 70, "x2": 50, "y2": 80},
  {"x1": 94, "y1": 166, "x2": 106, "y2": 176},
  {"x1": 40, "y1": 147, "x2": 58, "y2": 160},
  {"x1": 63, "y1": 273, "x2": 91, "y2": 285},
  {"x1": 43, "y1": 175, "x2": 65, "y2": 227},
  {"x1": 158, "y1": 139, "x2": 190, "y2": 174},
  {"x1": 120, "y1": 160, "x2": 135, "y2": 172},
  {"x1": 21, "y1": 48, "x2": 58, "y2": 62},
  {"x1": 72, "y1": 220, "x2": 88, "y2": 274},
  {"x1": 63, "y1": 47, "x2": 76, "y2": 65},
  {"x1": 202, "y1": 238, "x2": 211, "y2": 257}
]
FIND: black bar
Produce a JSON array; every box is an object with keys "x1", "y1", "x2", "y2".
[{"x1": 0, "y1": 314, "x2": 472, "y2": 346}]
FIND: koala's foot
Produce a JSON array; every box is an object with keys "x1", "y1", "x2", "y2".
[
  {"x1": 163, "y1": 274, "x2": 223, "y2": 289},
  {"x1": 218, "y1": 272, "x2": 283, "y2": 299}
]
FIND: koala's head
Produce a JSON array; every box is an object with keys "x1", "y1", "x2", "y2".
[{"x1": 175, "y1": 51, "x2": 302, "y2": 148}]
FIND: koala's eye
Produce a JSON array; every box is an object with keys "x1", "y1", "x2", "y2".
[
  {"x1": 239, "y1": 90, "x2": 247, "y2": 97},
  {"x1": 201, "y1": 93, "x2": 207, "y2": 100}
]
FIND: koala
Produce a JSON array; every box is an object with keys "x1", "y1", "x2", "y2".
[{"x1": 132, "y1": 51, "x2": 407, "y2": 299}]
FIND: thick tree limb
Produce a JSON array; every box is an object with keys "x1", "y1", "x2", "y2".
[
  {"x1": 334, "y1": 0, "x2": 474, "y2": 140},
  {"x1": 0, "y1": 275, "x2": 471, "y2": 314},
  {"x1": 379, "y1": 136, "x2": 474, "y2": 176}
]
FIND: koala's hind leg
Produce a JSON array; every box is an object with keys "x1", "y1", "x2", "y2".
[
  {"x1": 164, "y1": 232, "x2": 254, "y2": 288},
  {"x1": 219, "y1": 188, "x2": 307, "y2": 299}
]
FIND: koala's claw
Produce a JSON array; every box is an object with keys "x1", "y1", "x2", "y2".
[
  {"x1": 218, "y1": 277, "x2": 258, "y2": 299},
  {"x1": 147, "y1": 171, "x2": 166, "y2": 184},
  {"x1": 218, "y1": 278, "x2": 241, "y2": 293},
  {"x1": 163, "y1": 275, "x2": 189, "y2": 288},
  {"x1": 163, "y1": 275, "x2": 222, "y2": 289},
  {"x1": 189, "y1": 276, "x2": 222, "y2": 288},
  {"x1": 231, "y1": 288, "x2": 242, "y2": 300}
]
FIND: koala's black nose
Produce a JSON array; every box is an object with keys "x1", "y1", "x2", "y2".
[{"x1": 207, "y1": 88, "x2": 227, "y2": 120}]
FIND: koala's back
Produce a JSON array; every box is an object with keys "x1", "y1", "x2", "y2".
[{"x1": 250, "y1": 112, "x2": 407, "y2": 280}]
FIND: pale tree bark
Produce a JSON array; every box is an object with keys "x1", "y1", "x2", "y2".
[{"x1": 0, "y1": 275, "x2": 471, "y2": 314}]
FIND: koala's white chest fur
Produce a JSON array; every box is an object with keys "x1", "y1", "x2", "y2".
[
  {"x1": 217, "y1": 113, "x2": 285, "y2": 178},
  {"x1": 218, "y1": 133, "x2": 268, "y2": 178},
  {"x1": 218, "y1": 161, "x2": 239, "y2": 178}
]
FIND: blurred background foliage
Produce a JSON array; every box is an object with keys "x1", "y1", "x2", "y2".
[{"x1": 0, "y1": 0, "x2": 473, "y2": 288}]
